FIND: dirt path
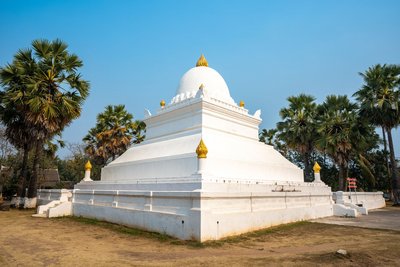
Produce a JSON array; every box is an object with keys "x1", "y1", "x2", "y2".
[{"x1": 0, "y1": 209, "x2": 400, "y2": 266}]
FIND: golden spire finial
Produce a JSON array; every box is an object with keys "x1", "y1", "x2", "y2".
[
  {"x1": 313, "y1": 162, "x2": 321, "y2": 173},
  {"x1": 196, "y1": 54, "x2": 208, "y2": 67},
  {"x1": 196, "y1": 139, "x2": 208, "y2": 158},
  {"x1": 199, "y1": 84, "x2": 204, "y2": 90},
  {"x1": 85, "y1": 160, "x2": 92, "y2": 171},
  {"x1": 160, "y1": 100, "x2": 165, "y2": 108},
  {"x1": 239, "y1": 100, "x2": 245, "y2": 107}
]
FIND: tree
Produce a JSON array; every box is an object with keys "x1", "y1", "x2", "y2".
[
  {"x1": 133, "y1": 120, "x2": 146, "y2": 144},
  {"x1": 354, "y1": 64, "x2": 400, "y2": 204},
  {"x1": 83, "y1": 105, "x2": 146, "y2": 166},
  {"x1": 0, "y1": 50, "x2": 37, "y2": 198},
  {"x1": 0, "y1": 39, "x2": 89, "y2": 198},
  {"x1": 317, "y1": 95, "x2": 376, "y2": 191},
  {"x1": 277, "y1": 94, "x2": 319, "y2": 181},
  {"x1": 259, "y1": 128, "x2": 278, "y2": 145}
]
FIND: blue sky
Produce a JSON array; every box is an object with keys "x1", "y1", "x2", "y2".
[{"x1": 1, "y1": 0, "x2": 399, "y2": 157}]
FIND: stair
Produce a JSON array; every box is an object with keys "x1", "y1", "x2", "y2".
[
  {"x1": 333, "y1": 203, "x2": 359, "y2": 217},
  {"x1": 33, "y1": 200, "x2": 72, "y2": 218}
]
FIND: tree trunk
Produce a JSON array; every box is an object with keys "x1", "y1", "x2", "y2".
[
  {"x1": 27, "y1": 140, "x2": 43, "y2": 198},
  {"x1": 17, "y1": 144, "x2": 29, "y2": 197},
  {"x1": 382, "y1": 127, "x2": 391, "y2": 177},
  {"x1": 338, "y1": 164, "x2": 348, "y2": 191},
  {"x1": 303, "y1": 151, "x2": 311, "y2": 182},
  {"x1": 387, "y1": 128, "x2": 400, "y2": 205}
]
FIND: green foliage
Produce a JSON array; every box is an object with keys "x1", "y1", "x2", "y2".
[
  {"x1": 0, "y1": 153, "x2": 19, "y2": 198},
  {"x1": 349, "y1": 150, "x2": 391, "y2": 192},
  {"x1": 1, "y1": 39, "x2": 89, "y2": 139},
  {"x1": 57, "y1": 157, "x2": 85, "y2": 184},
  {"x1": 259, "y1": 128, "x2": 277, "y2": 145},
  {"x1": 355, "y1": 64, "x2": 400, "y2": 129}
]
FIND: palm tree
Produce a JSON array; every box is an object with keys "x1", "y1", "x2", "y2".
[
  {"x1": 277, "y1": 94, "x2": 318, "y2": 182},
  {"x1": 354, "y1": 64, "x2": 400, "y2": 204},
  {"x1": 132, "y1": 120, "x2": 146, "y2": 144},
  {"x1": 0, "y1": 39, "x2": 89, "y2": 198},
  {"x1": 317, "y1": 95, "x2": 375, "y2": 191},
  {"x1": 0, "y1": 51, "x2": 37, "y2": 198},
  {"x1": 83, "y1": 105, "x2": 145, "y2": 166}
]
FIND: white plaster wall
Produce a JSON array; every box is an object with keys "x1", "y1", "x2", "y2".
[
  {"x1": 75, "y1": 181, "x2": 202, "y2": 191},
  {"x1": 110, "y1": 134, "x2": 200, "y2": 164},
  {"x1": 72, "y1": 183, "x2": 333, "y2": 241},
  {"x1": 144, "y1": 104, "x2": 202, "y2": 141},
  {"x1": 202, "y1": 105, "x2": 259, "y2": 141},
  {"x1": 102, "y1": 155, "x2": 197, "y2": 181},
  {"x1": 73, "y1": 190, "x2": 202, "y2": 240},
  {"x1": 75, "y1": 178, "x2": 330, "y2": 194},
  {"x1": 202, "y1": 129, "x2": 303, "y2": 182}
]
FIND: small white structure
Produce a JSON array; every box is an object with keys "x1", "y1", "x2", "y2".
[
  {"x1": 72, "y1": 55, "x2": 334, "y2": 241},
  {"x1": 34, "y1": 189, "x2": 72, "y2": 218},
  {"x1": 332, "y1": 191, "x2": 385, "y2": 217}
]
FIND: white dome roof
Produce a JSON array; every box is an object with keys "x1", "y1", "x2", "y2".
[{"x1": 171, "y1": 65, "x2": 235, "y2": 104}]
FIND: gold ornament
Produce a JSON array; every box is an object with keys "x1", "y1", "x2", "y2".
[
  {"x1": 313, "y1": 162, "x2": 321, "y2": 173},
  {"x1": 160, "y1": 100, "x2": 165, "y2": 107},
  {"x1": 239, "y1": 100, "x2": 245, "y2": 107},
  {"x1": 196, "y1": 139, "x2": 208, "y2": 158},
  {"x1": 85, "y1": 160, "x2": 92, "y2": 171},
  {"x1": 196, "y1": 54, "x2": 208, "y2": 67}
]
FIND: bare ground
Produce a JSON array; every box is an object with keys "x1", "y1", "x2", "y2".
[{"x1": 0, "y1": 208, "x2": 399, "y2": 267}]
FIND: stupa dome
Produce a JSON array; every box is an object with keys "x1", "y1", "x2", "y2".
[{"x1": 171, "y1": 55, "x2": 235, "y2": 104}]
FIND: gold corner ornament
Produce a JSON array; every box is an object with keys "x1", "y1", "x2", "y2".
[
  {"x1": 239, "y1": 100, "x2": 245, "y2": 107},
  {"x1": 160, "y1": 100, "x2": 166, "y2": 107},
  {"x1": 85, "y1": 160, "x2": 92, "y2": 171},
  {"x1": 196, "y1": 139, "x2": 208, "y2": 158},
  {"x1": 313, "y1": 162, "x2": 321, "y2": 173},
  {"x1": 196, "y1": 54, "x2": 208, "y2": 67}
]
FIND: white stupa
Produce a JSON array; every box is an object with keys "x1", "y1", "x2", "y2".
[{"x1": 73, "y1": 55, "x2": 333, "y2": 241}]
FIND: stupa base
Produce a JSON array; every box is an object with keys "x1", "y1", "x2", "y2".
[{"x1": 72, "y1": 179, "x2": 333, "y2": 241}]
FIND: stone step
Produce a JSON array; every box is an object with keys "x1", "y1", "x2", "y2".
[{"x1": 32, "y1": 213, "x2": 47, "y2": 218}]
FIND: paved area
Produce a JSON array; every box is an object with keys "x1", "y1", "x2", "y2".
[{"x1": 312, "y1": 206, "x2": 400, "y2": 231}]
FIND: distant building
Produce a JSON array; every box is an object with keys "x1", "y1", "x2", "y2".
[{"x1": 39, "y1": 169, "x2": 60, "y2": 188}]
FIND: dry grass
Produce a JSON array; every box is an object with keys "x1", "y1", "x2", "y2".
[{"x1": 0, "y1": 209, "x2": 399, "y2": 266}]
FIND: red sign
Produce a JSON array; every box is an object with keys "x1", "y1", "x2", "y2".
[{"x1": 347, "y1": 178, "x2": 357, "y2": 189}]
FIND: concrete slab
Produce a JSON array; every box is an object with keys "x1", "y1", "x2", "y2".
[{"x1": 311, "y1": 206, "x2": 400, "y2": 231}]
